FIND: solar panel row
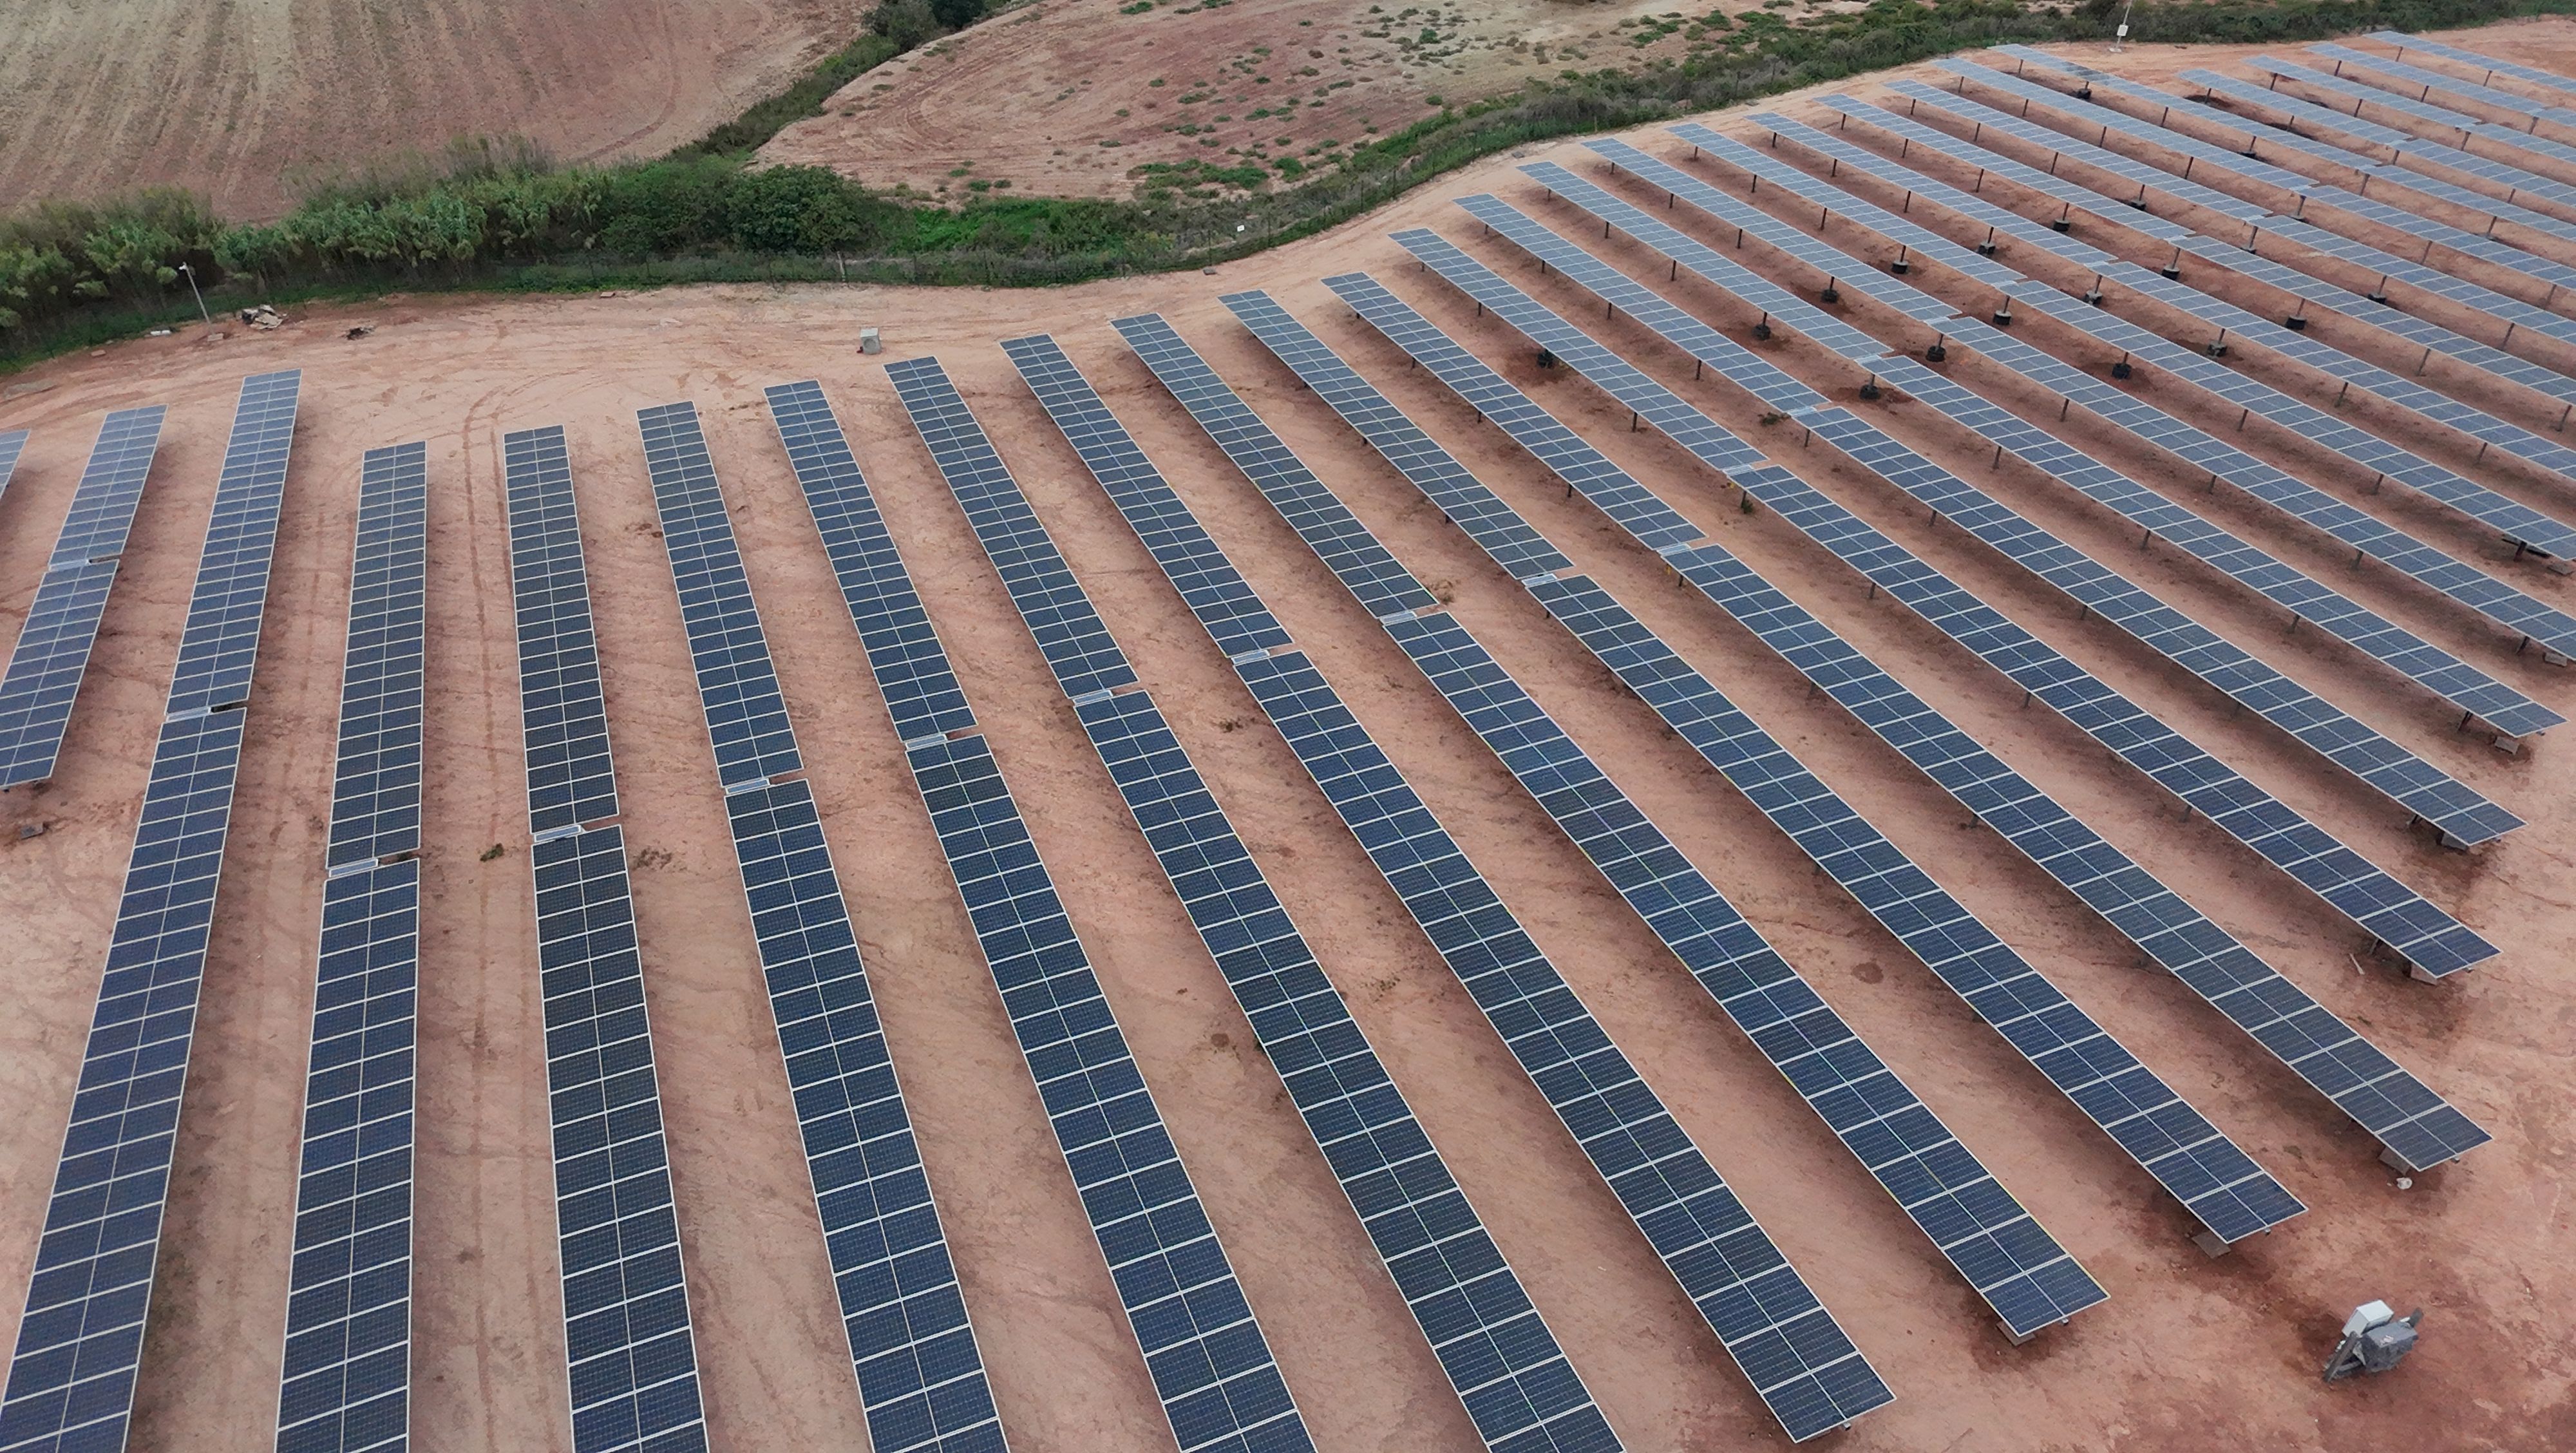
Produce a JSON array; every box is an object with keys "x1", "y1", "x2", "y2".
[
  {"x1": 1813, "y1": 95, "x2": 2576, "y2": 669},
  {"x1": 0, "y1": 406, "x2": 167, "y2": 788},
  {"x1": 1223, "y1": 289, "x2": 2133, "y2": 1312},
  {"x1": 1595, "y1": 141, "x2": 2562, "y2": 736},
  {"x1": 1456, "y1": 182, "x2": 2512, "y2": 960},
  {"x1": 633, "y1": 399, "x2": 1005, "y2": 1453},
  {"x1": 2251, "y1": 53, "x2": 2557, "y2": 157},
  {"x1": 503, "y1": 427, "x2": 620, "y2": 837},
  {"x1": 1743, "y1": 87, "x2": 2576, "y2": 568},
  {"x1": 498, "y1": 435, "x2": 710, "y2": 1453},
  {"x1": 324, "y1": 446, "x2": 430, "y2": 873},
  {"x1": 2369, "y1": 30, "x2": 2576, "y2": 103},
  {"x1": 1748, "y1": 115, "x2": 2573, "y2": 740},
  {"x1": 1318, "y1": 269, "x2": 2302, "y2": 1244},
  {"x1": 2110, "y1": 261, "x2": 2576, "y2": 479},
  {"x1": 1997, "y1": 46, "x2": 2576, "y2": 244},
  {"x1": 764, "y1": 377, "x2": 1315, "y2": 1453},
  {"x1": 0, "y1": 430, "x2": 24, "y2": 504},
  {"x1": 1895, "y1": 73, "x2": 2576, "y2": 354},
  {"x1": 1104, "y1": 315, "x2": 1895, "y2": 1442},
  {"x1": 1581, "y1": 136, "x2": 2558, "y2": 799},
  {"x1": 276, "y1": 441, "x2": 429, "y2": 1453},
  {"x1": 634, "y1": 403, "x2": 803, "y2": 790},
  {"x1": 1938, "y1": 58, "x2": 2576, "y2": 301},
  {"x1": 2312, "y1": 42, "x2": 2576, "y2": 131},
  {"x1": 1823, "y1": 79, "x2": 2576, "y2": 413},
  {"x1": 170, "y1": 371, "x2": 302, "y2": 720},
  {"x1": 1387, "y1": 228, "x2": 2490, "y2": 1170},
  {"x1": 936, "y1": 341, "x2": 1629, "y2": 1451},
  {"x1": 0, "y1": 372, "x2": 300, "y2": 1453}
]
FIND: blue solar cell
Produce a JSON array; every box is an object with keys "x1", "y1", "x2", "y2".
[
  {"x1": 3, "y1": 373, "x2": 303, "y2": 1453},
  {"x1": 634, "y1": 396, "x2": 1005, "y2": 1453},
  {"x1": 1382, "y1": 229, "x2": 2488, "y2": 1169},
  {"x1": 761, "y1": 378, "x2": 1316, "y2": 1453},
  {"x1": 1110, "y1": 314, "x2": 1895, "y2": 1439},
  {"x1": 0, "y1": 405, "x2": 166, "y2": 787},
  {"x1": 1320, "y1": 269, "x2": 2301, "y2": 1244},
  {"x1": 500, "y1": 436, "x2": 710, "y2": 1453}
]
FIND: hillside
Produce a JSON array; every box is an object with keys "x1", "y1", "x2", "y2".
[
  {"x1": 0, "y1": 0, "x2": 853, "y2": 220},
  {"x1": 761, "y1": 0, "x2": 1742, "y2": 200}
]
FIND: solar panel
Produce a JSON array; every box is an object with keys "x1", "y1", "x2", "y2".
[
  {"x1": 2253, "y1": 53, "x2": 2576, "y2": 207},
  {"x1": 2171, "y1": 65, "x2": 2576, "y2": 222},
  {"x1": 326, "y1": 446, "x2": 430, "y2": 872},
  {"x1": 632, "y1": 399, "x2": 1005, "y2": 1453},
  {"x1": 1385, "y1": 229, "x2": 2490, "y2": 1168},
  {"x1": 763, "y1": 385, "x2": 976, "y2": 747},
  {"x1": 0, "y1": 430, "x2": 24, "y2": 504},
  {"x1": 526, "y1": 825, "x2": 710, "y2": 1453},
  {"x1": 2005, "y1": 270, "x2": 2576, "y2": 562},
  {"x1": 1575, "y1": 140, "x2": 2564, "y2": 750},
  {"x1": 0, "y1": 373, "x2": 303, "y2": 1453},
  {"x1": 1104, "y1": 317, "x2": 1895, "y2": 1441},
  {"x1": 1996, "y1": 46, "x2": 2576, "y2": 238},
  {"x1": 1727, "y1": 120, "x2": 2566, "y2": 740},
  {"x1": 762, "y1": 379, "x2": 1316, "y2": 1453},
  {"x1": 170, "y1": 370, "x2": 302, "y2": 720},
  {"x1": 277, "y1": 857, "x2": 419, "y2": 1453},
  {"x1": 1887, "y1": 77, "x2": 2271, "y2": 225},
  {"x1": 1223, "y1": 288, "x2": 2166, "y2": 1298},
  {"x1": 2369, "y1": 31, "x2": 2576, "y2": 104},
  {"x1": 1815, "y1": 95, "x2": 2576, "y2": 669},
  {"x1": 1437, "y1": 194, "x2": 2515, "y2": 931},
  {"x1": 2310, "y1": 42, "x2": 2576, "y2": 130},
  {"x1": 1320, "y1": 269, "x2": 2303, "y2": 1245},
  {"x1": 275, "y1": 443, "x2": 429, "y2": 1453},
  {"x1": 1829, "y1": 86, "x2": 2576, "y2": 385},
  {"x1": 945, "y1": 341, "x2": 1628, "y2": 1451},
  {"x1": 1881, "y1": 75, "x2": 2576, "y2": 350},
  {"x1": 634, "y1": 403, "x2": 803, "y2": 789},
  {"x1": 718, "y1": 780, "x2": 1006, "y2": 1453},
  {"x1": 2109, "y1": 261, "x2": 2576, "y2": 479},
  {"x1": 501, "y1": 427, "x2": 620, "y2": 837},
  {"x1": 0, "y1": 711, "x2": 246, "y2": 1453},
  {"x1": 499, "y1": 433, "x2": 710, "y2": 1453},
  {"x1": 882, "y1": 361, "x2": 1141, "y2": 698},
  {"x1": 1924, "y1": 64, "x2": 2576, "y2": 307},
  {"x1": 0, "y1": 405, "x2": 166, "y2": 787}
]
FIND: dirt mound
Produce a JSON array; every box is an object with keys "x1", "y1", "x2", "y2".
[
  {"x1": 760, "y1": 0, "x2": 1714, "y2": 200},
  {"x1": 0, "y1": 0, "x2": 849, "y2": 220}
]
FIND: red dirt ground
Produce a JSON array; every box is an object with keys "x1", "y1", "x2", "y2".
[
  {"x1": 0, "y1": 0, "x2": 853, "y2": 220},
  {"x1": 3, "y1": 25, "x2": 2574, "y2": 1453}
]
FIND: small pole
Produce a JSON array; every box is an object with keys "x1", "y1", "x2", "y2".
[{"x1": 176, "y1": 263, "x2": 213, "y2": 327}]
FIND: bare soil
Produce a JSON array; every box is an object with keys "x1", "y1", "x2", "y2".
[
  {"x1": 759, "y1": 0, "x2": 1723, "y2": 201},
  {"x1": 3, "y1": 27, "x2": 2574, "y2": 1453},
  {"x1": 0, "y1": 0, "x2": 851, "y2": 220}
]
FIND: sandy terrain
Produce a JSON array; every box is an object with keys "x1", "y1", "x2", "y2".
[
  {"x1": 761, "y1": 0, "x2": 1725, "y2": 200},
  {"x1": 0, "y1": 0, "x2": 851, "y2": 220},
  {"x1": 4, "y1": 24, "x2": 2576, "y2": 1453}
]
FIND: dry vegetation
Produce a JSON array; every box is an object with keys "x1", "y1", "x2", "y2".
[
  {"x1": 0, "y1": 0, "x2": 851, "y2": 220},
  {"x1": 762, "y1": 0, "x2": 1756, "y2": 200}
]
